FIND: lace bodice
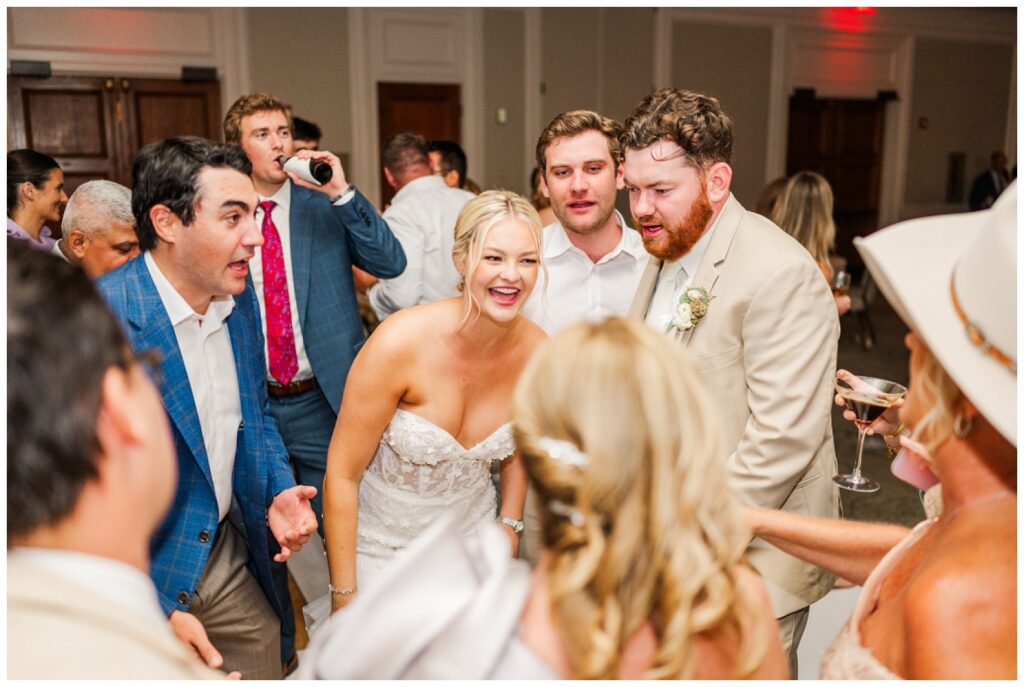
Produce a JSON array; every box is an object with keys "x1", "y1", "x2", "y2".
[{"x1": 357, "y1": 408, "x2": 514, "y2": 570}]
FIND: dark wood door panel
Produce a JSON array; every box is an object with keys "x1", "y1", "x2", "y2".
[
  {"x1": 377, "y1": 81, "x2": 461, "y2": 207},
  {"x1": 124, "y1": 78, "x2": 222, "y2": 151},
  {"x1": 9, "y1": 75, "x2": 122, "y2": 182},
  {"x1": 9, "y1": 74, "x2": 222, "y2": 189},
  {"x1": 786, "y1": 95, "x2": 886, "y2": 273}
]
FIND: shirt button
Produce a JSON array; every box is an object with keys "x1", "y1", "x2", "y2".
[
  {"x1": 198, "y1": 530, "x2": 211, "y2": 543},
  {"x1": 177, "y1": 591, "x2": 189, "y2": 604}
]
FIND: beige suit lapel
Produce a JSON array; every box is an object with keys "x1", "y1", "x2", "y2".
[
  {"x1": 628, "y1": 257, "x2": 663, "y2": 320},
  {"x1": 676, "y1": 194, "x2": 745, "y2": 348}
]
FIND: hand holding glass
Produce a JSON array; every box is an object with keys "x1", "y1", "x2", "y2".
[
  {"x1": 833, "y1": 374, "x2": 907, "y2": 492},
  {"x1": 832, "y1": 269, "x2": 851, "y2": 297}
]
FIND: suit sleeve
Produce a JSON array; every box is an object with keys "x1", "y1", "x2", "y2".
[
  {"x1": 333, "y1": 189, "x2": 407, "y2": 279},
  {"x1": 367, "y1": 209, "x2": 425, "y2": 318},
  {"x1": 727, "y1": 256, "x2": 839, "y2": 510}
]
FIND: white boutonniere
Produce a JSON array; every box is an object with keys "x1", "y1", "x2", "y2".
[{"x1": 668, "y1": 286, "x2": 712, "y2": 334}]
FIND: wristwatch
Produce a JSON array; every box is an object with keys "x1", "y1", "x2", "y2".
[{"x1": 497, "y1": 516, "x2": 524, "y2": 535}]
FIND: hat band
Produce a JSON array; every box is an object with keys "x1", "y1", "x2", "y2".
[{"x1": 949, "y1": 275, "x2": 1016, "y2": 375}]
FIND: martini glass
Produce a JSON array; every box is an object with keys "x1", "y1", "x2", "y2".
[{"x1": 834, "y1": 375, "x2": 907, "y2": 492}]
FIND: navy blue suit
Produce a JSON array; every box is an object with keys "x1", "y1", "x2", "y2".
[
  {"x1": 257, "y1": 182, "x2": 405, "y2": 661},
  {"x1": 96, "y1": 255, "x2": 295, "y2": 622},
  {"x1": 275, "y1": 183, "x2": 406, "y2": 413}
]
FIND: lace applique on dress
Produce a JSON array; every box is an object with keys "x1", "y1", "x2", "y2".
[{"x1": 357, "y1": 409, "x2": 514, "y2": 572}]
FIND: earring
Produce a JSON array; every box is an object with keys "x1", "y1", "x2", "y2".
[{"x1": 953, "y1": 413, "x2": 974, "y2": 439}]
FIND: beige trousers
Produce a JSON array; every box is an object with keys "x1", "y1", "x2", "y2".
[{"x1": 191, "y1": 521, "x2": 281, "y2": 680}]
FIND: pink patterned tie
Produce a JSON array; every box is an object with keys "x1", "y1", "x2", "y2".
[{"x1": 259, "y1": 200, "x2": 298, "y2": 385}]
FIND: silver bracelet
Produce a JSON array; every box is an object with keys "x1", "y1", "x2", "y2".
[{"x1": 329, "y1": 583, "x2": 356, "y2": 596}]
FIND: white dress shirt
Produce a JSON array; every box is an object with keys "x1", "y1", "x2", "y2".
[
  {"x1": 368, "y1": 175, "x2": 475, "y2": 319},
  {"x1": 11, "y1": 547, "x2": 172, "y2": 631},
  {"x1": 645, "y1": 210, "x2": 722, "y2": 331},
  {"x1": 145, "y1": 252, "x2": 240, "y2": 521},
  {"x1": 523, "y1": 211, "x2": 648, "y2": 335},
  {"x1": 251, "y1": 181, "x2": 315, "y2": 383}
]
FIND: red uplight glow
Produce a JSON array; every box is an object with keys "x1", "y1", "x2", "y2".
[{"x1": 826, "y1": 7, "x2": 877, "y2": 32}]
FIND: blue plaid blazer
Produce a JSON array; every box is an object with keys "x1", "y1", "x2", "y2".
[
  {"x1": 97, "y1": 255, "x2": 295, "y2": 620},
  {"x1": 273, "y1": 184, "x2": 406, "y2": 413}
]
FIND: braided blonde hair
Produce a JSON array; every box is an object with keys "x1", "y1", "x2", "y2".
[{"x1": 512, "y1": 318, "x2": 765, "y2": 679}]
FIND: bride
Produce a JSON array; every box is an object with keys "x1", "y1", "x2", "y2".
[{"x1": 317, "y1": 190, "x2": 547, "y2": 619}]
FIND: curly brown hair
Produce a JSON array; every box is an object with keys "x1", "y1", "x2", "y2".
[
  {"x1": 620, "y1": 88, "x2": 733, "y2": 169},
  {"x1": 535, "y1": 110, "x2": 623, "y2": 173},
  {"x1": 223, "y1": 92, "x2": 293, "y2": 144}
]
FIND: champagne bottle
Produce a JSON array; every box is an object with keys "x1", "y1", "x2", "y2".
[{"x1": 278, "y1": 155, "x2": 333, "y2": 185}]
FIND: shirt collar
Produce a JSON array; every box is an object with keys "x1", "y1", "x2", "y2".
[
  {"x1": 144, "y1": 251, "x2": 235, "y2": 326},
  {"x1": 11, "y1": 547, "x2": 170, "y2": 629},
  {"x1": 390, "y1": 174, "x2": 448, "y2": 204},
  {"x1": 260, "y1": 179, "x2": 292, "y2": 211},
  {"x1": 543, "y1": 210, "x2": 639, "y2": 261}
]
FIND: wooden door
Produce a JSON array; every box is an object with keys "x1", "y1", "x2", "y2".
[
  {"x1": 377, "y1": 82, "x2": 461, "y2": 207},
  {"x1": 121, "y1": 77, "x2": 222, "y2": 156},
  {"x1": 8, "y1": 75, "x2": 123, "y2": 204},
  {"x1": 9, "y1": 74, "x2": 221, "y2": 192},
  {"x1": 786, "y1": 96, "x2": 886, "y2": 273}
]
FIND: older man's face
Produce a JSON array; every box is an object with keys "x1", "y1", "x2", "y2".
[{"x1": 72, "y1": 220, "x2": 140, "y2": 278}]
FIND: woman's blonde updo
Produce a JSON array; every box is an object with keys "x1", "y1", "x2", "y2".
[
  {"x1": 512, "y1": 318, "x2": 765, "y2": 679},
  {"x1": 451, "y1": 190, "x2": 543, "y2": 323}
]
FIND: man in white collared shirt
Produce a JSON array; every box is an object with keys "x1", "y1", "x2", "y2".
[
  {"x1": 519, "y1": 111, "x2": 648, "y2": 564},
  {"x1": 8, "y1": 242, "x2": 222, "y2": 679},
  {"x1": 522, "y1": 110, "x2": 648, "y2": 336},
  {"x1": 97, "y1": 137, "x2": 319, "y2": 679},
  {"x1": 368, "y1": 132, "x2": 475, "y2": 319}
]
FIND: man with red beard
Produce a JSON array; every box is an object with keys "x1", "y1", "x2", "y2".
[{"x1": 623, "y1": 89, "x2": 840, "y2": 677}]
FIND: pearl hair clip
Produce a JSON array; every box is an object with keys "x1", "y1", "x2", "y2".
[{"x1": 538, "y1": 437, "x2": 589, "y2": 467}]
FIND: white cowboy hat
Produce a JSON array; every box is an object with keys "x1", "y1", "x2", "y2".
[{"x1": 855, "y1": 183, "x2": 1016, "y2": 446}]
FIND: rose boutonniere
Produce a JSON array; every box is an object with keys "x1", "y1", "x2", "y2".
[{"x1": 668, "y1": 286, "x2": 713, "y2": 334}]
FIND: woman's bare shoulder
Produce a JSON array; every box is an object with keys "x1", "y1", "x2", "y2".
[
  {"x1": 901, "y1": 517, "x2": 1015, "y2": 678},
  {"x1": 365, "y1": 300, "x2": 455, "y2": 354}
]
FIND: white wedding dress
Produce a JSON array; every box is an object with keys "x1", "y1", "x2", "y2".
[{"x1": 304, "y1": 408, "x2": 515, "y2": 634}]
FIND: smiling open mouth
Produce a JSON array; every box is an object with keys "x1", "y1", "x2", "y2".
[{"x1": 489, "y1": 286, "x2": 520, "y2": 306}]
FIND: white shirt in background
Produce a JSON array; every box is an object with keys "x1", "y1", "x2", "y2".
[
  {"x1": 145, "y1": 251, "x2": 240, "y2": 521},
  {"x1": 523, "y1": 211, "x2": 648, "y2": 335},
  {"x1": 368, "y1": 175, "x2": 475, "y2": 319}
]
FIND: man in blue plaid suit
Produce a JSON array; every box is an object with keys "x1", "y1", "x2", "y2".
[{"x1": 97, "y1": 137, "x2": 317, "y2": 679}]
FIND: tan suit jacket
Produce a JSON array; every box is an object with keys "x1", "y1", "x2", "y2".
[
  {"x1": 7, "y1": 556, "x2": 223, "y2": 679},
  {"x1": 629, "y1": 194, "x2": 840, "y2": 617}
]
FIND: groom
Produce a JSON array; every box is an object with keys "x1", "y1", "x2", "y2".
[{"x1": 622, "y1": 88, "x2": 839, "y2": 674}]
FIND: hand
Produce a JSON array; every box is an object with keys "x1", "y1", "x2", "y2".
[
  {"x1": 289, "y1": 149, "x2": 349, "y2": 198},
  {"x1": 268, "y1": 485, "x2": 318, "y2": 562},
  {"x1": 169, "y1": 610, "x2": 225, "y2": 670},
  {"x1": 834, "y1": 369, "x2": 903, "y2": 436},
  {"x1": 834, "y1": 294, "x2": 852, "y2": 316},
  {"x1": 352, "y1": 266, "x2": 379, "y2": 294}
]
